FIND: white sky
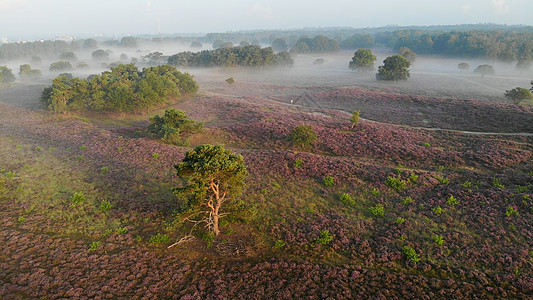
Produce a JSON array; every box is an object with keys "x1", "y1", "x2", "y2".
[{"x1": 1, "y1": 0, "x2": 532, "y2": 38}]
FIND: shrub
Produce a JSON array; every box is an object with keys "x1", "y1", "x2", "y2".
[
  {"x1": 148, "y1": 108, "x2": 203, "y2": 143},
  {"x1": 274, "y1": 240, "x2": 286, "y2": 248},
  {"x1": 505, "y1": 206, "x2": 518, "y2": 217},
  {"x1": 395, "y1": 217, "x2": 406, "y2": 224},
  {"x1": 340, "y1": 193, "x2": 355, "y2": 206},
  {"x1": 350, "y1": 110, "x2": 360, "y2": 128},
  {"x1": 433, "y1": 235, "x2": 444, "y2": 246},
  {"x1": 493, "y1": 177, "x2": 505, "y2": 189},
  {"x1": 446, "y1": 195, "x2": 459, "y2": 206},
  {"x1": 71, "y1": 192, "x2": 86, "y2": 206},
  {"x1": 402, "y1": 196, "x2": 414, "y2": 205},
  {"x1": 432, "y1": 206, "x2": 446, "y2": 215},
  {"x1": 89, "y1": 241, "x2": 101, "y2": 251},
  {"x1": 115, "y1": 227, "x2": 128, "y2": 234},
  {"x1": 323, "y1": 176, "x2": 334, "y2": 187},
  {"x1": 315, "y1": 230, "x2": 333, "y2": 245},
  {"x1": 225, "y1": 77, "x2": 235, "y2": 85},
  {"x1": 435, "y1": 176, "x2": 449, "y2": 185},
  {"x1": 149, "y1": 233, "x2": 170, "y2": 245},
  {"x1": 370, "y1": 204, "x2": 385, "y2": 217},
  {"x1": 402, "y1": 245, "x2": 420, "y2": 263},
  {"x1": 385, "y1": 175, "x2": 407, "y2": 190},
  {"x1": 99, "y1": 200, "x2": 114, "y2": 212},
  {"x1": 462, "y1": 181, "x2": 473, "y2": 188},
  {"x1": 293, "y1": 159, "x2": 303, "y2": 169},
  {"x1": 288, "y1": 125, "x2": 317, "y2": 149},
  {"x1": 100, "y1": 166, "x2": 109, "y2": 174}
]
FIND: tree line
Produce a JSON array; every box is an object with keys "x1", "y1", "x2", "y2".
[
  {"x1": 41, "y1": 64, "x2": 198, "y2": 113},
  {"x1": 167, "y1": 45, "x2": 293, "y2": 68}
]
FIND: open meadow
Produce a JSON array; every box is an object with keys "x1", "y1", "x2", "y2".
[{"x1": 1, "y1": 54, "x2": 532, "y2": 298}]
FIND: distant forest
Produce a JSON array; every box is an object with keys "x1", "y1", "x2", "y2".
[{"x1": 1, "y1": 24, "x2": 532, "y2": 62}]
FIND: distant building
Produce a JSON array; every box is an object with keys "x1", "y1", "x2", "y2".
[{"x1": 0, "y1": 37, "x2": 7, "y2": 44}]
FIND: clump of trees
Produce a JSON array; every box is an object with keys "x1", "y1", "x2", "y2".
[
  {"x1": 41, "y1": 64, "x2": 198, "y2": 113},
  {"x1": 271, "y1": 38, "x2": 288, "y2": 52},
  {"x1": 473, "y1": 64, "x2": 495, "y2": 77},
  {"x1": 458, "y1": 62, "x2": 470, "y2": 71},
  {"x1": 349, "y1": 49, "x2": 376, "y2": 72},
  {"x1": 19, "y1": 64, "x2": 42, "y2": 80},
  {"x1": 505, "y1": 87, "x2": 533, "y2": 104},
  {"x1": 174, "y1": 145, "x2": 247, "y2": 236},
  {"x1": 376, "y1": 55, "x2": 410, "y2": 81},
  {"x1": 92, "y1": 49, "x2": 110, "y2": 61},
  {"x1": 398, "y1": 47, "x2": 416, "y2": 63},
  {"x1": 49, "y1": 61, "x2": 73, "y2": 72},
  {"x1": 148, "y1": 109, "x2": 203, "y2": 144},
  {"x1": 168, "y1": 45, "x2": 293, "y2": 68},
  {"x1": 0, "y1": 66, "x2": 16, "y2": 84},
  {"x1": 291, "y1": 35, "x2": 340, "y2": 54},
  {"x1": 288, "y1": 125, "x2": 317, "y2": 149},
  {"x1": 340, "y1": 34, "x2": 374, "y2": 50}
]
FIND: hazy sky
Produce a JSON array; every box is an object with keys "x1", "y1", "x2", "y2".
[{"x1": 1, "y1": 0, "x2": 532, "y2": 39}]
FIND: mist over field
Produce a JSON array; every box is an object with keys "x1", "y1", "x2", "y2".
[{"x1": 1, "y1": 1, "x2": 533, "y2": 297}]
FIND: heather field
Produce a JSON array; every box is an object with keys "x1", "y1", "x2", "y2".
[{"x1": 1, "y1": 65, "x2": 533, "y2": 299}]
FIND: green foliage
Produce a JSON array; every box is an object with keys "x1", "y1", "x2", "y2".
[
  {"x1": 395, "y1": 217, "x2": 406, "y2": 224},
  {"x1": 386, "y1": 174, "x2": 407, "y2": 190},
  {"x1": 398, "y1": 47, "x2": 417, "y2": 63},
  {"x1": 341, "y1": 34, "x2": 374, "y2": 49},
  {"x1": 433, "y1": 235, "x2": 444, "y2": 246},
  {"x1": 71, "y1": 192, "x2": 86, "y2": 206},
  {"x1": 274, "y1": 240, "x2": 286, "y2": 248},
  {"x1": 271, "y1": 38, "x2": 288, "y2": 52},
  {"x1": 49, "y1": 61, "x2": 73, "y2": 72},
  {"x1": 149, "y1": 233, "x2": 170, "y2": 245},
  {"x1": 174, "y1": 145, "x2": 247, "y2": 236},
  {"x1": 402, "y1": 245, "x2": 421, "y2": 263},
  {"x1": 370, "y1": 204, "x2": 385, "y2": 217},
  {"x1": 473, "y1": 64, "x2": 495, "y2": 77},
  {"x1": 100, "y1": 166, "x2": 109, "y2": 174},
  {"x1": 423, "y1": 143, "x2": 431, "y2": 148},
  {"x1": 115, "y1": 227, "x2": 128, "y2": 234},
  {"x1": 17, "y1": 216, "x2": 25, "y2": 223},
  {"x1": 292, "y1": 35, "x2": 340, "y2": 54},
  {"x1": 493, "y1": 177, "x2": 505, "y2": 189},
  {"x1": 323, "y1": 176, "x2": 334, "y2": 187},
  {"x1": 19, "y1": 64, "x2": 42, "y2": 80},
  {"x1": 446, "y1": 195, "x2": 459, "y2": 206},
  {"x1": 462, "y1": 181, "x2": 473, "y2": 188},
  {"x1": 92, "y1": 49, "x2": 110, "y2": 61},
  {"x1": 293, "y1": 159, "x2": 303, "y2": 169},
  {"x1": 288, "y1": 125, "x2": 317, "y2": 149},
  {"x1": 315, "y1": 230, "x2": 333, "y2": 245},
  {"x1": 148, "y1": 109, "x2": 203, "y2": 144},
  {"x1": 225, "y1": 77, "x2": 235, "y2": 85},
  {"x1": 505, "y1": 87, "x2": 533, "y2": 105},
  {"x1": 432, "y1": 206, "x2": 446, "y2": 215},
  {"x1": 41, "y1": 64, "x2": 198, "y2": 113},
  {"x1": 0, "y1": 66, "x2": 16, "y2": 84},
  {"x1": 99, "y1": 200, "x2": 114, "y2": 212},
  {"x1": 402, "y1": 196, "x2": 414, "y2": 205},
  {"x1": 340, "y1": 193, "x2": 355, "y2": 206},
  {"x1": 349, "y1": 49, "x2": 376, "y2": 71},
  {"x1": 505, "y1": 206, "x2": 518, "y2": 217},
  {"x1": 89, "y1": 241, "x2": 101, "y2": 251},
  {"x1": 168, "y1": 45, "x2": 293, "y2": 68},
  {"x1": 376, "y1": 55, "x2": 410, "y2": 81},
  {"x1": 350, "y1": 110, "x2": 361, "y2": 128},
  {"x1": 152, "y1": 153, "x2": 160, "y2": 159},
  {"x1": 435, "y1": 176, "x2": 450, "y2": 185}
]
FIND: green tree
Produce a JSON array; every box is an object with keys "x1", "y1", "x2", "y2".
[
  {"x1": 376, "y1": 55, "x2": 411, "y2": 81},
  {"x1": 148, "y1": 109, "x2": 203, "y2": 143},
  {"x1": 351, "y1": 110, "x2": 361, "y2": 128},
  {"x1": 398, "y1": 47, "x2": 416, "y2": 63},
  {"x1": 288, "y1": 125, "x2": 317, "y2": 149},
  {"x1": 19, "y1": 64, "x2": 42, "y2": 80},
  {"x1": 92, "y1": 49, "x2": 110, "y2": 61},
  {"x1": 59, "y1": 51, "x2": 77, "y2": 62},
  {"x1": 49, "y1": 61, "x2": 73, "y2": 72},
  {"x1": 473, "y1": 64, "x2": 495, "y2": 77},
  {"x1": 349, "y1": 49, "x2": 376, "y2": 72},
  {"x1": 271, "y1": 38, "x2": 288, "y2": 52},
  {"x1": 458, "y1": 62, "x2": 469, "y2": 71},
  {"x1": 174, "y1": 145, "x2": 247, "y2": 236},
  {"x1": 505, "y1": 87, "x2": 533, "y2": 105},
  {"x1": 0, "y1": 66, "x2": 16, "y2": 84}
]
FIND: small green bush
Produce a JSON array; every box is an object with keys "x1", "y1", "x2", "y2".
[
  {"x1": 89, "y1": 241, "x2": 101, "y2": 251},
  {"x1": 402, "y1": 196, "x2": 414, "y2": 205},
  {"x1": 462, "y1": 181, "x2": 473, "y2": 188},
  {"x1": 100, "y1": 166, "x2": 109, "y2": 174},
  {"x1": 315, "y1": 230, "x2": 333, "y2": 245},
  {"x1": 99, "y1": 200, "x2": 114, "y2": 212},
  {"x1": 435, "y1": 176, "x2": 449, "y2": 185},
  {"x1": 288, "y1": 125, "x2": 317, "y2": 149},
  {"x1": 149, "y1": 233, "x2": 170, "y2": 245},
  {"x1": 505, "y1": 206, "x2": 518, "y2": 217},
  {"x1": 493, "y1": 177, "x2": 505, "y2": 189},
  {"x1": 152, "y1": 153, "x2": 160, "y2": 159},
  {"x1": 115, "y1": 227, "x2": 128, "y2": 234},
  {"x1": 432, "y1": 206, "x2": 446, "y2": 215},
  {"x1": 446, "y1": 195, "x2": 459, "y2": 206},
  {"x1": 402, "y1": 245, "x2": 420, "y2": 263},
  {"x1": 370, "y1": 204, "x2": 385, "y2": 217},
  {"x1": 323, "y1": 176, "x2": 334, "y2": 187},
  {"x1": 274, "y1": 240, "x2": 286, "y2": 248},
  {"x1": 293, "y1": 159, "x2": 303, "y2": 169},
  {"x1": 395, "y1": 217, "x2": 406, "y2": 224},
  {"x1": 385, "y1": 175, "x2": 407, "y2": 190},
  {"x1": 340, "y1": 193, "x2": 355, "y2": 206},
  {"x1": 71, "y1": 192, "x2": 86, "y2": 206},
  {"x1": 433, "y1": 235, "x2": 444, "y2": 246}
]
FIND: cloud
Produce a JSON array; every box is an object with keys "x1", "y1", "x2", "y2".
[{"x1": 492, "y1": 0, "x2": 509, "y2": 14}]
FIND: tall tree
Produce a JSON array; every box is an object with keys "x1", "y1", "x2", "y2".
[
  {"x1": 174, "y1": 145, "x2": 247, "y2": 236},
  {"x1": 505, "y1": 87, "x2": 533, "y2": 105},
  {"x1": 349, "y1": 49, "x2": 377, "y2": 72},
  {"x1": 376, "y1": 55, "x2": 411, "y2": 81}
]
